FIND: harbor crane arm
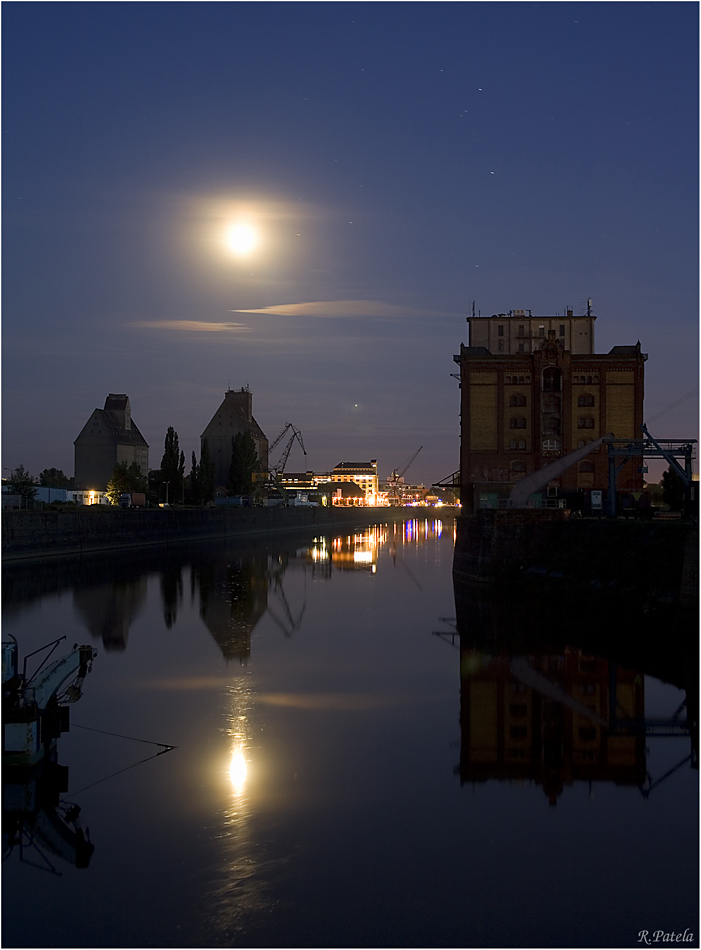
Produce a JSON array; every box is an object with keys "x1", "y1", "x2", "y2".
[
  {"x1": 269, "y1": 424, "x2": 307, "y2": 475},
  {"x1": 389, "y1": 446, "x2": 423, "y2": 482}
]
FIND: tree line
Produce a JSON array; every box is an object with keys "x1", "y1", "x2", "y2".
[{"x1": 105, "y1": 427, "x2": 259, "y2": 506}]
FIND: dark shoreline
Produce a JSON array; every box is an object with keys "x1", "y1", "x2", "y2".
[{"x1": 2, "y1": 505, "x2": 456, "y2": 563}]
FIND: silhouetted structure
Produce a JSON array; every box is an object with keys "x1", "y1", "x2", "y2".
[
  {"x1": 74, "y1": 394, "x2": 149, "y2": 491},
  {"x1": 201, "y1": 388, "x2": 268, "y2": 489}
]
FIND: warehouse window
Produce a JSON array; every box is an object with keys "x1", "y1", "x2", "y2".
[
  {"x1": 509, "y1": 417, "x2": 527, "y2": 429},
  {"x1": 578, "y1": 393, "x2": 595, "y2": 407},
  {"x1": 509, "y1": 394, "x2": 527, "y2": 407},
  {"x1": 542, "y1": 367, "x2": 562, "y2": 392},
  {"x1": 578, "y1": 417, "x2": 595, "y2": 429}
]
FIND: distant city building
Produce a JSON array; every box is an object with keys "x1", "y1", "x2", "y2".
[
  {"x1": 74, "y1": 394, "x2": 149, "y2": 491},
  {"x1": 454, "y1": 307, "x2": 646, "y2": 510},
  {"x1": 328, "y1": 461, "x2": 379, "y2": 497},
  {"x1": 279, "y1": 471, "x2": 316, "y2": 490},
  {"x1": 379, "y1": 476, "x2": 428, "y2": 506},
  {"x1": 201, "y1": 388, "x2": 268, "y2": 489}
]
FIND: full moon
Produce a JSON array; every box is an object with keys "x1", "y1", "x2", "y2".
[{"x1": 226, "y1": 223, "x2": 259, "y2": 256}]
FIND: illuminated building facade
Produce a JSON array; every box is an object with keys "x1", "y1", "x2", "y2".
[
  {"x1": 327, "y1": 461, "x2": 379, "y2": 503},
  {"x1": 74, "y1": 394, "x2": 149, "y2": 491},
  {"x1": 454, "y1": 308, "x2": 646, "y2": 509}
]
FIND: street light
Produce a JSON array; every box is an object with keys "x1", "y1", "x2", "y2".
[{"x1": 164, "y1": 481, "x2": 170, "y2": 506}]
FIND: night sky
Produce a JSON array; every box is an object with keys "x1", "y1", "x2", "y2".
[{"x1": 3, "y1": 2, "x2": 698, "y2": 486}]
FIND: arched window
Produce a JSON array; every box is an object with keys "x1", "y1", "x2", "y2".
[
  {"x1": 542, "y1": 367, "x2": 562, "y2": 392},
  {"x1": 577, "y1": 417, "x2": 595, "y2": 429},
  {"x1": 585, "y1": 376, "x2": 593, "y2": 385},
  {"x1": 578, "y1": 393, "x2": 595, "y2": 407},
  {"x1": 505, "y1": 376, "x2": 512, "y2": 384},
  {"x1": 578, "y1": 461, "x2": 595, "y2": 473},
  {"x1": 509, "y1": 417, "x2": 527, "y2": 429},
  {"x1": 542, "y1": 439, "x2": 561, "y2": 452},
  {"x1": 509, "y1": 394, "x2": 527, "y2": 407},
  {"x1": 510, "y1": 461, "x2": 527, "y2": 474}
]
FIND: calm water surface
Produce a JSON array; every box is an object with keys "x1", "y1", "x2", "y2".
[{"x1": 2, "y1": 517, "x2": 698, "y2": 948}]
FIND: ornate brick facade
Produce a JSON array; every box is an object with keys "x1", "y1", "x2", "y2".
[{"x1": 454, "y1": 325, "x2": 646, "y2": 510}]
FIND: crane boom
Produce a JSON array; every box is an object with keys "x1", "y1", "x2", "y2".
[
  {"x1": 398, "y1": 445, "x2": 422, "y2": 478},
  {"x1": 270, "y1": 424, "x2": 307, "y2": 475}
]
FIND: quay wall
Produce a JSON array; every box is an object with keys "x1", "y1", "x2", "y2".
[
  {"x1": 2, "y1": 506, "x2": 451, "y2": 562},
  {"x1": 453, "y1": 510, "x2": 697, "y2": 609}
]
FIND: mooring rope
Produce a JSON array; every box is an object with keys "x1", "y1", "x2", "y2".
[
  {"x1": 68, "y1": 720, "x2": 176, "y2": 751},
  {"x1": 68, "y1": 746, "x2": 174, "y2": 797}
]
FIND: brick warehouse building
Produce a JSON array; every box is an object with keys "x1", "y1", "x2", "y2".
[{"x1": 454, "y1": 308, "x2": 646, "y2": 510}]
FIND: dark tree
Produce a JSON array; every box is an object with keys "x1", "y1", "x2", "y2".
[
  {"x1": 188, "y1": 451, "x2": 200, "y2": 504},
  {"x1": 187, "y1": 441, "x2": 215, "y2": 505},
  {"x1": 661, "y1": 466, "x2": 685, "y2": 511},
  {"x1": 199, "y1": 439, "x2": 216, "y2": 504},
  {"x1": 8, "y1": 465, "x2": 37, "y2": 504},
  {"x1": 160, "y1": 427, "x2": 185, "y2": 504},
  {"x1": 39, "y1": 468, "x2": 72, "y2": 488},
  {"x1": 228, "y1": 432, "x2": 259, "y2": 495},
  {"x1": 106, "y1": 461, "x2": 148, "y2": 505}
]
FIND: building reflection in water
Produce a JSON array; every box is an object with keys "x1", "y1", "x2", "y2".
[
  {"x1": 60, "y1": 519, "x2": 448, "y2": 662},
  {"x1": 72, "y1": 578, "x2": 147, "y2": 651},
  {"x1": 193, "y1": 558, "x2": 270, "y2": 664},
  {"x1": 458, "y1": 648, "x2": 647, "y2": 804},
  {"x1": 451, "y1": 578, "x2": 697, "y2": 806}
]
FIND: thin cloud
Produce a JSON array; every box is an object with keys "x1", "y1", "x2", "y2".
[
  {"x1": 231, "y1": 300, "x2": 458, "y2": 319},
  {"x1": 128, "y1": 320, "x2": 251, "y2": 332}
]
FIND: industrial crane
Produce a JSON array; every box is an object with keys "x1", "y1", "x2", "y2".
[
  {"x1": 268, "y1": 423, "x2": 307, "y2": 475},
  {"x1": 386, "y1": 446, "x2": 422, "y2": 506}
]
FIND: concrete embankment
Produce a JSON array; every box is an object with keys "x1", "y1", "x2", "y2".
[
  {"x1": 453, "y1": 509, "x2": 697, "y2": 610},
  {"x1": 2, "y1": 506, "x2": 455, "y2": 562}
]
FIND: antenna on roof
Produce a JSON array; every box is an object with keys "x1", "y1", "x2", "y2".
[{"x1": 472, "y1": 300, "x2": 476, "y2": 318}]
